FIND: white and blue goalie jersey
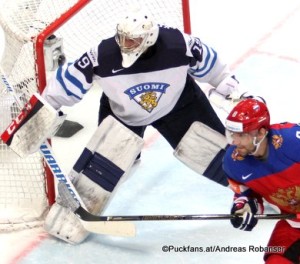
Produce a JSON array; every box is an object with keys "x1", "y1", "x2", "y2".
[{"x1": 43, "y1": 26, "x2": 230, "y2": 126}]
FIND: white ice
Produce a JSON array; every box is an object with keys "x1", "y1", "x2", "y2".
[{"x1": 1, "y1": 0, "x2": 300, "y2": 263}]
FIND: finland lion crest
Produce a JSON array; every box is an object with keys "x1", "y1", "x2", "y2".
[{"x1": 124, "y1": 82, "x2": 170, "y2": 113}]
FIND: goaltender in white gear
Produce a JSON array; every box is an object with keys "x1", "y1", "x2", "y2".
[
  {"x1": 38, "y1": 7, "x2": 254, "y2": 244},
  {"x1": 0, "y1": 7, "x2": 256, "y2": 245}
]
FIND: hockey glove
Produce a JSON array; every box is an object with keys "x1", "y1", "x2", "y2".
[
  {"x1": 230, "y1": 196, "x2": 262, "y2": 231},
  {"x1": 210, "y1": 75, "x2": 266, "y2": 113},
  {"x1": 208, "y1": 75, "x2": 242, "y2": 113},
  {"x1": 215, "y1": 75, "x2": 239, "y2": 96}
]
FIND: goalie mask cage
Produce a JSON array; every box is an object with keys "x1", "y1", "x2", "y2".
[{"x1": 0, "y1": 0, "x2": 190, "y2": 231}]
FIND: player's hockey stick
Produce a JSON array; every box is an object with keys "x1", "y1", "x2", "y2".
[
  {"x1": 58, "y1": 182, "x2": 297, "y2": 223},
  {"x1": 0, "y1": 74, "x2": 135, "y2": 237},
  {"x1": 76, "y1": 209, "x2": 297, "y2": 221}
]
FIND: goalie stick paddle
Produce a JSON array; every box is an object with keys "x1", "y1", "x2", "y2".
[{"x1": 58, "y1": 183, "x2": 297, "y2": 223}]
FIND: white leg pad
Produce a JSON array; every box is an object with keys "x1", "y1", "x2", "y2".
[
  {"x1": 89, "y1": 115, "x2": 144, "y2": 171},
  {"x1": 44, "y1": 116, "x2": 144, "y2": 244},
  {"x1": 174, "y1": 121, "x2": 227, "y2": 175},
  {"x1": 74, "y1": 172, "x2": 111, "y2": 214},
  {"x1": 44, "y1": 175, "x2": 110, "y2": 244}
]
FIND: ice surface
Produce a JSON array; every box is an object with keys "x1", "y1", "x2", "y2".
[{"x1": 1, "y1": 0, "x2": 300, "y2": 263}]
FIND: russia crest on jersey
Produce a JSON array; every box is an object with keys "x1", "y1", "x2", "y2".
[{"x1": 124, "y1": 82, "x2": 170, "y2": 113}]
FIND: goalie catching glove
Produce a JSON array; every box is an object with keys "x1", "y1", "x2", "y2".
[
  {"x1": 208, "y1": 75, "x2": 259, "y2": 113},
  {"x1": 230, "y1": 196, "x2": 264, "y2": 231}
]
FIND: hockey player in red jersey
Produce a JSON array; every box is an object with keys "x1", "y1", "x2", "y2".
[{"x1": 223, "y1": 98, "x2": 300, "y2": 264}]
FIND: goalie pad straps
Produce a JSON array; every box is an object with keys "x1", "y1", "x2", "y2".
[
  {"x1": 1, "y1": 93, "x2": 66, "y2": 158},
  {"x1": 72, "y1": 115, "x2": 144, "y2": 191},
  {"x1": 174, "y1": 121, "x2": 229, "y2": 186},
  {"x1": 74, "y1": 149, "x2": 124, "y2": 192}
]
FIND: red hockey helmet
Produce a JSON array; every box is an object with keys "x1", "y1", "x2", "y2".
[{"x1": 225, "y1": 98, "x2": 270, "y2": 133}]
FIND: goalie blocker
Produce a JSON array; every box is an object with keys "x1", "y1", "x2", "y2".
[
  {"x1": 174, "y1": 121, "x2": 229, "y2": 186},
  {"x1": 1, "y1": 93, "x2": 66, "y2": 158}
]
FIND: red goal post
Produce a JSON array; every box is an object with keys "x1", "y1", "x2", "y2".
[{"x1": 0, "y1": 0, "x2": 191, "y2": 231}]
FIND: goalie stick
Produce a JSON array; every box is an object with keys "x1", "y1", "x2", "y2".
[
  {"x1": 0, "y1": 74, "x2": 136, "y2": 237},
  {"x1": 58, "y1": 183, "x2": 298, "y2": 222},
  {"x1": 1, "y1": 74, "x2": 24, "y2": 109}
]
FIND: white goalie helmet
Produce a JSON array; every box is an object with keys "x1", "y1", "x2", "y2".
[{"x1": 115, "y1": 8, "x2": 159, "y2": 68}]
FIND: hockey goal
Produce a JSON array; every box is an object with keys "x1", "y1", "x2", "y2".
[{"x1": 0, "y1": 0, "x2": 191, "y2": 231}]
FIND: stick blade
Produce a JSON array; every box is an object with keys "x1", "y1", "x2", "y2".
[
  {"x1": 57, "y1": 182, "x2": 136, "y2": 237},
  {"x1": 81, "y1": 221, "x2": 136, "y2": 237}
]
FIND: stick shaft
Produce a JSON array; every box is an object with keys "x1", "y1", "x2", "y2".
[
  {"x1": 1, "y1": 74, "x2": 24, "y2": 109},
  {"x1": 74, "y1": 208, "x2": 297, "y2": 222}
]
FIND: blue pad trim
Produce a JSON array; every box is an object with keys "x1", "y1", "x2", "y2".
[
  {"x1": 82, "y1": 152, "x2": 124, "y2": 192},
  {"x1": 203, "y1": 148, "x2": 229, "y2": 186}
]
